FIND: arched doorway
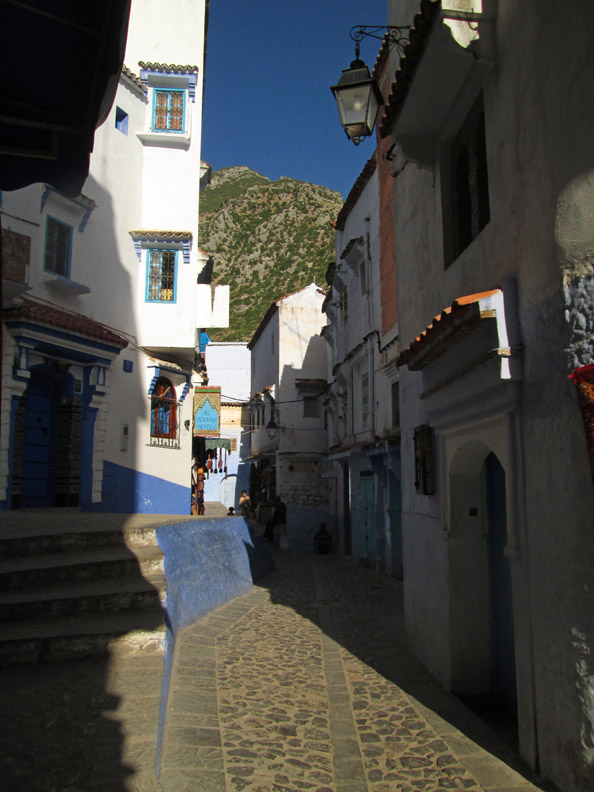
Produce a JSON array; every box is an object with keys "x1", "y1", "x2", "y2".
[{"x1": 448, "y1": 441, "x2": 517, "y2": 725}]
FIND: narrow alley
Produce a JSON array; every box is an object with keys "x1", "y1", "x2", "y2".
[{"x1": 1, "y1": 544, "x2": 550, "y2": 792}]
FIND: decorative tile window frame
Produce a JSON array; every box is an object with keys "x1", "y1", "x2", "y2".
[
  {"x1": 146, "y1": 363, "x2": 191, "y2": 449},
  {"x1": 130, "y1": 230, "x2": 192, "y2": 265},
  {"x1": 147, "y1": 363, "x2": 191, "y2": 402},
  {"x1": 137, "y1": 62, "x2": 198, "y2": 148}
]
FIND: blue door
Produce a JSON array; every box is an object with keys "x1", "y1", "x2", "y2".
[
  {"x1": 485, "y1": 452, "x2": 517, "y2": 722},
  {"x1": 21, "y1": 379, "x2": 58, "y2": 507},
  {"x1": 359, "y1": 472, "x2": 375, "y2": 567}
]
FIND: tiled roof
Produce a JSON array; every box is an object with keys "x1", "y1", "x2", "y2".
[
  {"x1": 336, "y1": 157, "x2": 377, "y2": 231},
  {"x1": 147, "y1": 357, "x2": 192, "y2": 374},
  {"x1": 121, "y1": 64, "x2": 144, "y2": 92},
  {"x1": 379, "y1": 0, "x2": 441, "y2": 139},
  {"x1": 138, "y1": 62, "x2": 198, "y2": 73},
  {"x1": 130, "y1": 230, "x2": 193, "y2": 239},
  {"x1": 7, "y1": 298, "x2": 129, "y2": 348},
  {"x1": 397, "y1": 290, "x2": 499, "y2": 369}
]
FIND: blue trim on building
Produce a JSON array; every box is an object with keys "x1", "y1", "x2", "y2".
[
  {"x1": 115, "y1": 106, "x2": 129, "y2": 135},
  {"x1": 145, "y1": 249, "x2": 177, "y2": 303},
  {"x1": 151, "y1": 88, "x2": 186, "y2": 133},
  {"x1": 8, "y1": 325, "x2": 122, "y2": 359},
  {"x1": 98, "y1": 460, "x2": 191, "y2": 514}
]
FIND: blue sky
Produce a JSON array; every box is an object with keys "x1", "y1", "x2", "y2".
[{"x1": 201, "y1": 0, "x2": 389, "y2": 199}]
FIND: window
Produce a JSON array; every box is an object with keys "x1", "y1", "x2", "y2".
[
  {"x1": 150, "y1": 378, "x2": 178, "y2": 446},
  {"x1": 152, "y1": 89, "x2": 185, "y2": 133},
  {"x1": 303, "y1": 396, "x2": 319, "y2": 418},
  {"x1": 115, "y1": 106, "x2": 128, "y2": 135},
  {"x1": 146, "y1": 249, "x2": 176, "y2": 302},
  {"x1": 361, "y1": 371, "x2": 370, "y2": 428},
  {"x1": 443, "y1": 95, "x2": 490, "y2": 265},
  {"x1": 44, "y1": 217, "x2": 72, "y2": 277},
  {"x1": 271, "y1": 332, "x2": 275, "y2": 356}
]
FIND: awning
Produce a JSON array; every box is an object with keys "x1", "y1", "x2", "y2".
[
  {"x1": 397, "y1": 290, "x2": 501, "y2": 370},
  {"x1": 205, "y1": 438, "x2": 231, "y2": 451}
]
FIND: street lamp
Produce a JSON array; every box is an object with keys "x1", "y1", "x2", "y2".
[
  {"x1": 331, "y1": 25, "x2": 409, "y2": 145},
  {"x1": 266, "y1": 417, "x2": 278, "y2": 440}
]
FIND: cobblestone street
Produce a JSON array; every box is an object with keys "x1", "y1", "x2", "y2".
[{"x1": 158, "y1": 552, "x2": 550, "y2": 792}]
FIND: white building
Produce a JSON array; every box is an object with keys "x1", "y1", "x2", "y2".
[
  {"x1": 323, "y1": 141, "x2": 403, "y2": 576},
  {"x1": 201, "y1": 342, "x2": 251, "y2": 509},
  {"x1": 1, "y1": 0, "x2": 228, "y2": 514},
  {"x1": 247, "y1": 283, "x2": 329, "y2": 553},
  {"x1": 381, "y1": 1, "x2": 594, "y2": 789}
]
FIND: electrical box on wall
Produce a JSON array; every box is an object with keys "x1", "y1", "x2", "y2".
[
  {"x1": 120, "y1": 424, "x2": 129, "y2": 452},
  {"x1": 414, "y1": 424, "x2": 435, "y2": 495}
]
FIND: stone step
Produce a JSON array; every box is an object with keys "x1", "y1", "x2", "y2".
[
  {"x1": 0, "y1": 515, "x2": 186, "y2": 558},
  {"x1": 0, "y1": 606, "x2": 166, "y2": 667},
  {"x1": 0, "y1": 572, "x2": 167, "y2": 622},
  {"x1": 0, "y1": 545, "x2": 164, "y2": 592}
]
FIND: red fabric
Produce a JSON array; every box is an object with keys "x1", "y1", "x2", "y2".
[{"x1": 570, "y1": 363, "x2": 594, "y2": 486}]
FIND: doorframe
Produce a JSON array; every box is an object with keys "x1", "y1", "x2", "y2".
[{"x1": 441, "y1": 412, "x2": 537, "y2": 768}]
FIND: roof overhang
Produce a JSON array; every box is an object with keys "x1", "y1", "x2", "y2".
[
  {"x1": 0, "y1": 0, "x2": 132, "y2": 196},
  {"x1": 398, "y1": 289, "x2": 523, "y2": 399}
]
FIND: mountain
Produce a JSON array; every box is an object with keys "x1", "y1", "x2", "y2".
[{"x1": 199, "y1": 166, "x2": 343, "y2": 342}]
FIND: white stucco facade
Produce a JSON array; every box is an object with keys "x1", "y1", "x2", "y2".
[
  {"x1": 323, "y1": 162, "x2": 403, "y2": 574},
  {"x1": 384, "y1": 1, "x2": 594, "y2": 789},
  {"x1": 248, "y1": 284, "x2": 329, "y2": 553},
  {"x1": 1, "y1": 0, "x2": 227, "y2": 514}
]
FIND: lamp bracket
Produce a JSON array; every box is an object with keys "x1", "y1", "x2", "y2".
[{"x1": 350, "y1": 25, "x2": 409, "y2": 59}]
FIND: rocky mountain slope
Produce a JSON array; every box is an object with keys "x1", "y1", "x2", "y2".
[{"x1": 199, "y1": 166, "x2": 343, "y2": 342}]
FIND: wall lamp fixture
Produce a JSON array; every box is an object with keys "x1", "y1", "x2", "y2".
[
  {"x1": 331, "y1": 25, "x2": 408, "y2": 145},
  {"x1": 266, "y1": 418, "x2": 278, "y2": 440}
]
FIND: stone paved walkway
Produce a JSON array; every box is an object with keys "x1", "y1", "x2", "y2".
[{"x1": 159, "y1": 552, "x2": 550, "y2": 792}]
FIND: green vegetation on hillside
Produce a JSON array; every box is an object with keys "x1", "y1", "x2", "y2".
[
  {"x1": 199, "y1": 166, "x2": 270, "y2": 215},
  {"x1": 199, "y1": 166, "x2": 343, "y2": 342}
]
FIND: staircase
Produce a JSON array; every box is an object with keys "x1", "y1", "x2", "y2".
[{"x1": 0, "y1": 514, "x2": 196, "y2": 666}]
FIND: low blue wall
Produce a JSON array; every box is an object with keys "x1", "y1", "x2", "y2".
[
  {"x1": 156, "y1": 518, "x2": 273, "y2": 631},
  {"x1": 154, "y1": 517, "x2": 273, "y2": 776}
]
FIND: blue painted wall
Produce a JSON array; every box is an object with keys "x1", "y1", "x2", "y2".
[
  {"x1": 156, "y1": 517, "x2": 272, "y2": 631},
  {"x1": 154, "y1": 516, "x2": 274, "y2": 776},
  {"x1": 98, "y1": 460, "x2": 191, "y2": 514}
]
